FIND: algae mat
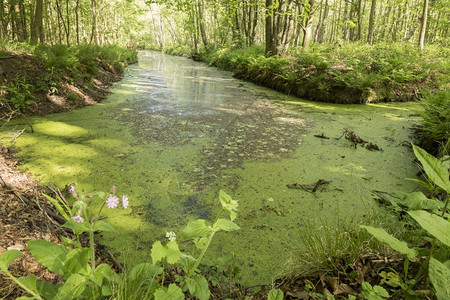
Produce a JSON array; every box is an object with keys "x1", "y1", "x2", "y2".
[{"x1": 0, "y1": 51, "x2": 421, "y2": 286}]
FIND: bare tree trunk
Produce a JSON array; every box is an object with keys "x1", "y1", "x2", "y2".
[
  {"x1": 302, "y1": 0, "x2": 315, "y2": 49},
  {"x1": 30, "y1": 0, "x2": 43, "y2": 44},
  {"x1": 89, "y1": 0, "x2": 97, "y2": 44},
  {"x1": 265, "y1": 0, "x2": 276, "y2": 56},
  {"x1": 418, "y1": 0, "x2": 429, "y2": 50},
  {"x1": 75, "y1": 0, "x2": 79, "y2": 44},
  {"x1": 317, "y1": 0, "x2": 329, "y2": 43},
  {"x1": 367, "y1": 0, "x2": 376, "y2": 43},
  {"x1": 197, "y1": 0, "x2": 208, "y2": 50}
]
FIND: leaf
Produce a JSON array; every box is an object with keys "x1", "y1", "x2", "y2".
[
  {"x1": 17, "y1": 275, "x2": 38, "y2": 294},
  {"x1": 413, "y1": 144, "x2": 450, "y2": 192},
  {"x1": 219, "y1": 190, "x2": 238, "y2": 220},
  {"x1": 93, "y1": 220, "x2": 114, "y2": 232},
  {"x1": 0, "y1": 250, "x2": 22, "y2": 270},
  {"x1": 268, "y1": 288, "x2": 284, "y2": 300},
  {"x1": 154, "y1": 284, "x2": 184, "y2": 300},
  {"x1": 360, "y1": 225, "x2": 417, "y2": 259},
  {"x1": 186, "y1": 274, "x2": 210, "y2": 300},
  {"x1": 182, "y1": 220, "x2": 212, "y2": 240},
  {"x1": 43, "y1": 194, "x2": 71, "y2": 221},
  {"x1": 56, "y1": 274, "x2": 87, "y2": 299},
  {"x1": 28, "y1": 240, "x2": 68, "y2": 275},
  {"x1": 408, "y1": 210, "x2": 450, "y2": 247},
  {"x1": 429, "y1": 258, "x2": 450, "y2": 300},
  {"x1": 166, "y1": 241, "x2": 182, "y2": 264},
  {"x1": 127, "y1": 263, "x2": 161, "y2": 283},
  {"x1": 63, "y1": 219, "x2": 91, "y2": 234},
  {"x1": 400, "y1": 192, "x2": 441, "y2": 210},
  {"x1": 36, "y1": 280, "x2": 62, "y2": 300},
  {"x1": 404, "y1": 178, "x2": 434, "y2": 191},
  {"x1": 64, "y1": 248, "x2": 90, "y2": 275},
  {"x1": 213, "y1": 219, "x2": 240, "y2": 232},
  {"x1": 151, "y1": 241, "x2": 168, "y2": 264}
]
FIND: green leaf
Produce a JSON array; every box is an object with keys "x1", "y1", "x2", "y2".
[
  {"x1": 360, "y1": 225, "x2": 417, "y2": 259},
  {"x1": 213, "y1": 219, "x2": 240, "y2": 232},
  {"x1": 36, "y1": 280, "x2": 62, "y2": 299},
  {"x1": 408, "y1": 210, "x2": 450, "y2": 247},
  {"x1": 43, "y1": 194, "x2": 71, "y2": 221},
  {"x1": 166, "y1": 241, "x2": 182, "y2": 264},
  {"x1": 154, "y1": 283, "x2": 184, "y2": 300},
  {"x1": 219, "y1": 190, "x2": 238, "y2": 220},
  {"x1": 64, "y1": 248, "x2": 90, "y2": 275},
  {"x1": 413, "y1": 144, "x2": 450, "y2": 192},
  {"x1": 182, "y1": 220, "x2": 213, "y2": 240},
  {"x1": 404, "y1": 178, "x2": 434, "y2": 192},
  {"x1": 151, "y1": 241, "x2": 168, "y2": 264},
  {"x1": 28, "y1": 240, "x2": 68, "y2": 275},
  {"x1": 268, "y1": 288, "x2": 284, "y2": 300},
  {"x1": 400, "y1": 192, "x2": 441, "y2": 210},
  {"x1": 63, "y1": 219, "x2": 91, "y2": 234},
  {"x1": 93, "y1": 220, "x2": 114, "y2": 232},
  {"x1": 186, "y1": 274, "x2": 210, "y2": 300},
  {"x1": 57, "y1": 274, "x2": 87, "y2": 299},
  {"x1": 17, "y1": 274, "x2": 38, "y2": 294},
  {"x1": 0, "y1": 249, "x2": 22, "y2": 270},
  {"x1": 429, "y1": 258, "x2": 450, "y2": 300},
  {"x1": 127, "y1": 263, "x2": 161, "y2": 283}
]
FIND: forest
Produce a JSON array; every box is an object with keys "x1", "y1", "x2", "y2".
[{"x1": 0, "y1": 0, "x2": 449, "y2": 299}]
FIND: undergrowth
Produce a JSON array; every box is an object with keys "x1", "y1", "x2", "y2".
[{"x1": 164, "y1": 42, "x2": 448, "y2": 104}]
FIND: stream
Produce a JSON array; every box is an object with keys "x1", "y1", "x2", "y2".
[{"x1": 1, "y1": 51, "x2": 421, "y2": 285}]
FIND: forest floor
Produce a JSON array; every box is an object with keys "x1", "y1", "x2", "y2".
[{"x1": 0, "y1": 52, "x2": 123, "y2": 299}]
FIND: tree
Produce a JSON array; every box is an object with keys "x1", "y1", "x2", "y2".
[
  {"x1": 418, "y1": 0, "x2": 429, "y2": 50},
  {"x1": 30, "y1": 0, "x2": 44, "y2": 44}
]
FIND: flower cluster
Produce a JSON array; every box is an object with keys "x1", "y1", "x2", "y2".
[
  {"x1": 165, "y1": 231, "x2": 176, "y2": 241},
  {"x1": 106, "y1": 186, "x2": 129, "y2": 209}
]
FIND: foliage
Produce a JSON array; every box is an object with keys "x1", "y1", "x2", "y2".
[
  {"x1": 0, "y1": 189, "x2": 244, "y2": 299},
  {"x1": 360, "y1": 144, "x2": 450, "y2": 299},
  {"x1": 0, "y1": 77, "x2": 34, "y2": 110},
  {"x1": 416, "y1": 89, "x2": 450, "y2": 157},
  {"x1": 176, "y1": 43, "x2": 447, "y2": 104}
]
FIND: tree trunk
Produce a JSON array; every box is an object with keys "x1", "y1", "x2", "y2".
[
  {"x1": 367, "y1": 0, "x2": 376, "y2": 43},
  {"x1": 89, "y1": 0, "x2": 97, "y2": 44},
  {"x1": 317, "y1": 0, "x2": 329, "y2": 43},
  {"x1": 302, "y1": 0, "x2": 315, "y2": 49},
  {"x1": 265, "y1": 0, "x2": 276, "y2": 56},
  {"x1": 418, "y1": 0, "x2": 429, "y2": 50},
  {"x1": 75, "y1": 0, "x2": 80, "y2": 44},
  {"x1": 197, "y1": 0, "x2": 208, "y2": 50},
  {"x1": 30, "y1": 0, "x2": 43, "y2": 44}
]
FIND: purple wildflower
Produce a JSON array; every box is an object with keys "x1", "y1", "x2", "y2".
[
  {"x1": 68, "y1": 184, "x2": 77, "y2": 198},
  {"x1": 106, "y1": 195, "x2": 119, "y2": 208},
  {"x1": 72, "y1": 215, "x2": 84, "y2": 223},
  {"x1": 122, "y1": 195, "x2": 129, "y2": 209},
  {"x1": 111, "y1": 185, "x2": 117, "y2": 194}
]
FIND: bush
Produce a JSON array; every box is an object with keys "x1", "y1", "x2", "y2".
[{"x1": 417, "y1": 89, "x2": 450, "y2": 157}]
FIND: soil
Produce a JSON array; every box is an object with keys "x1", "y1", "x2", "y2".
[{"x1": 0, "y1": 51, "x2": 123, "y2": 299}]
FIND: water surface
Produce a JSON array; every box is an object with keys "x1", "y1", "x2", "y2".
[{"x1": 0, "y1": 51, "x2": 420, "y2": 285}]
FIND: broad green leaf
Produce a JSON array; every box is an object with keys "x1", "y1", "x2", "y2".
[
  {"x1": 373, "y1": 285, "x2": 390, "y2": 297},
  {"x1": 360, "y1": 225, "x2": 417, "y2": 259},
  {"x1": 0, "y1": 249, "x2": 22, "y2": 270},
  {"x1": 28, "y1": 240, "x2": 68, "y2": 275},
  {"x1": 268, "y1": 288, "x2": 284, "y2": 300},
  {"x1": 93, "y1": 220, "x2": 114, "y2": 232},
  {"x1": 182, "y1": 220, "x2": 212, "y2": 240},
  {"x1": 64, "y1": 248, "x2": 90, "y2": 275},
  {"x1": 43, "y1": 194, "x2": 71, "y2": 221},
  {"x1": 154, "y1": 283, "x2": 184, "y2": 300},
  {"x1": 57, "y1": 274, "x2": 87, "y2": 299},
  {"x1": 400, "y1": 192, "x2": 441, "y2": 210},
  {"x1": 186, "y1": 274, "x2": 210, "y2": 300},
  {"x1": 429, "y1": 258, "x2": 450, "y2": 300},
  {"x1": 413, "y1": 144, "x2": 450, "y2": 192},
  {"x1": 213, "y1": 219, "x2": 240, "y2": 232},
  {"x1": 408, "y1": 210, "x2": 450, "y2": 247},
  {"x1": 63, "y1": 219, "x2": 91, "y2": 234},
  {"x1": 17, "y1": 275, "x2": 38, "y2": 294},
  {"x1": 151, "y1": 241, "x2": 168, "y2": 264},
  {"x1": 37, "y1": 280, "x2": 62, "y2": 300},
  {"x1": 166, "y1": 241, "x2": 182, "y2": 264}
]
